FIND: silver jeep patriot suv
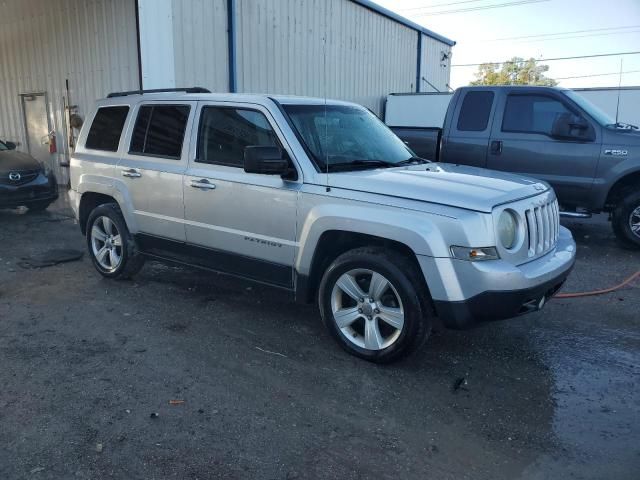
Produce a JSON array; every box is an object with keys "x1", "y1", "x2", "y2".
[{"x1": 69, "y1": 88, "x2": 576, "y2": 363}]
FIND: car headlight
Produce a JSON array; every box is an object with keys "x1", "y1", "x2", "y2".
[{"x1": 497, "y1": 210, "x2": 518, "y2": 250}]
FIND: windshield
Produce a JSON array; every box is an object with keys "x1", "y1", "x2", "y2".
[
  {"x1": 282, "y1": 104, "x2": 415, "y2": 171},
  {"x1": 563, "y1": 90, "x2": 615, "y2": 126}
]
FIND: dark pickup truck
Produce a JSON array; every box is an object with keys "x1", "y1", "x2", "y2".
[{"x1": 386, "y1": 86, "x2": 640, "y2": 248}]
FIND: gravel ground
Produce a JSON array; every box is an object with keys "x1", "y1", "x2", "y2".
[{"x1": 0, "y1": 195, "x2": 638, "y2": 480}]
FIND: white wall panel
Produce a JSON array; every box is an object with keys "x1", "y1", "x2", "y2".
[
  {"x1": 0, "y1": 0, "x2": 139, "y2": 183},
  {"x1": 171, "y1": 0, "x2": 229, "y2": 92},
  {"x1": 420, "y1": 34, "x2": 452, "y2": 93},
  {"x1": 235, "y1": 0, "x2": 422, "y2": 114}
]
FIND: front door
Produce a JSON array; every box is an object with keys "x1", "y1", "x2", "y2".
[
  {"x1": 21, "y1": 93, "x2": 53, "y2": 169},
  {"x1": 183, "y1": 102, "x2": 299, "y2": 288},
  {"x1": 487, "y1": 92, "x2": 600, "y2": 208}
]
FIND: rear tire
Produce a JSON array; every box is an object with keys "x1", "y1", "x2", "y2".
[
  {"x1": 86, "y1": 203, "x2": 145, "y2": 279},
  {"x1": 612, "y1": 189, "x2": 640, "y2": 249},
  {"x1": 318, "y1": 247, "x2": 432, "y2": 363}
]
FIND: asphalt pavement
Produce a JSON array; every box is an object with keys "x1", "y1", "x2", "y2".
[{"x1": 0, "y1": 196, "x2": 638, "y2": 479}]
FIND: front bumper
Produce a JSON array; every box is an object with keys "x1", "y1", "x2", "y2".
[
  {"x1": 419, "y1": 226, "x2": 576, "y2": 329},
  {"x1": 0, "y1": 173, "x2": 58, "y2": 208}
]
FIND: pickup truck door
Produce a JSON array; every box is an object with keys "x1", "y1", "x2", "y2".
[
  {"x1": 487, "y1": 91, "x2": 600, "y2": 208},
  {"x1": 182, "y1": 102, "x2": 299, "y2": 289},
  {"x1": 440, "y1": 89, "x2": 497, "y2": 168}
]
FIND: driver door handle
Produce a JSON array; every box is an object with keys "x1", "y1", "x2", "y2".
[
  {"x1": 490, "y1": 140, "x2": 503, "y2": 155},
  {"x1": 190, "y1": 179, "x2": 216, "y2": 190},
  {"x1": 121, "y1": 168, "x2": 141, "y2": 178}
]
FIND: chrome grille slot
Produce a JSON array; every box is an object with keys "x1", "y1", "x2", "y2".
[{"x1": 525, "y1": 197, "x2": 559, "y2": 258}]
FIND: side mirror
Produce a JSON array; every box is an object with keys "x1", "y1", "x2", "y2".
[
  {"x1": 551, "y1": 113, "x2": 591, "y2": 140},
  {"x1": 244, "y1": 146, "x2": 290, "y2": 175},
  {"x1": 4, "y1": 141, "x2": 16, "y2": 150}
]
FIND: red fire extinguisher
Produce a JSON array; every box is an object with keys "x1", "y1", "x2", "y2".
[{"x1": 48, "y1": 131, "x2": 57, "y2": 154}]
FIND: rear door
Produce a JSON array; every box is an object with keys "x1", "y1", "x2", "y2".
[
  {"x1": 487, "y1": 91, "x2": 600, "y2": 206},
  {"x1": 117, "y1": 101, "x2": 196, "y2": 241},
  {"x1": 182, "y1": 101, "x2": 299, "y2": 288},
  {"x1": 440, "y1": 89, "x2": 496, "y2": 168}
]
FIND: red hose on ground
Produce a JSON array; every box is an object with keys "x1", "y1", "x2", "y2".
[{"x1": 555, "y1": 270, "x2": 640, "y2": 299}]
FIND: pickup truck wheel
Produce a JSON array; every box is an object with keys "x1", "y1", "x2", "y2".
[
  {"x1": 86, "y1": 203, "x2": 145, "y2": 279},
  {"x1": 318, "y1": 247, "x2": 431, "y2": 363},
  {"x1": 612, "y1": 189, "x2": 640, "y2": 249}
]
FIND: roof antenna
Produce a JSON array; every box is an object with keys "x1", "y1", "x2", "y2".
[
  {"x1": 614, "y1": 58, "x2": 623, "y2": 126},
  {"x1": 323, "y1": 2, "x2": 330, "y2": 192}
]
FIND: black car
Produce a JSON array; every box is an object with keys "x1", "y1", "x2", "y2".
[{"x1": 0, "y1": 140, "x2": 58, "y2": 211}]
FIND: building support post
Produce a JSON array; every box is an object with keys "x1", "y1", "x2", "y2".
[
  {"x1": 416, "y1": 32, "x2": 422, "y2": 93},
  {"x1": 227, "y1": 0, "x2": 237, "y2": 93},
  {"x1": 137, "y1": 0, "x2": 176, "y2": 89}
]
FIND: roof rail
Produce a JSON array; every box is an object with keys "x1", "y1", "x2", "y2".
[{"x1": 107, "y1": 87, "x2": 211, "y2": 98}]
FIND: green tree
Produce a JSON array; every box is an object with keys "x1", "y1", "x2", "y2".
[{"x1": 470, "y1": 57, "x2": 557, "y2": 86}]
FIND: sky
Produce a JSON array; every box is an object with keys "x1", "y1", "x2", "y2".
[{"x1": 374, "y1": 0, "x2": 640, "y2": 89}]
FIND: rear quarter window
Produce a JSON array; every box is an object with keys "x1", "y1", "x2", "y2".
[
  {"x1": 456, "y1": 91, "x2": 494, "y2": 132},
  {"x1": 85, "y1": 106, "x2": 130, "y2": 151}
]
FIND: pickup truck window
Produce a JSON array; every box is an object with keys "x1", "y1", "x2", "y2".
[
  {"x1": 130, "y1": 105, "x2": 190, "y2": 159},
  {"x1": 563, "y1": 89, "x2": 614, "y2": 126},
  {"x1": 196, "y1": 107, "x2": 279, "y2": 167},
  {"x1": 85, "y1": 106, "x2": 130, "y2": 152},
  {"x1": 283, "y1": 104, "x2": 412, "y2": 171},
  {"x1": 457, "y1": 91, "x2": 494, "y2": 132},
  {"x1": 502, "y1": 95, "x2": 571, "y2": 136}
]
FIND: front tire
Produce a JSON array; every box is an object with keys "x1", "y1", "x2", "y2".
[
  {"x1": 86, "y1": 203, "x2": 145, "y2": 279},
  {"x1": 612, "y1": 189, "x2": 640, "y2": 249},
  {"x1": 318, "y1": 247, "x2": 432, "y2": 363}
]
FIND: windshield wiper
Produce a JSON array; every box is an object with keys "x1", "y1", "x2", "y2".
[
  {"x1": 608, "y1": 122, "x2": 639, "y2": 130},
  {"x1": 327, "y1": 160, "x2": 396, "y2": 171},
  {"x1": 395, "y1": 156, "x2": 431, "y2": 166}
]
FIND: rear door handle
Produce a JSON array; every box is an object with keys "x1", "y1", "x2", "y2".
[
  {"x1": 121, "y1": 168, "x2": 141, "y2": 178},
  {"x1": 490, "y1": 140, "x2": 503, "y2": 155},
  {"x1": 190, "y1": 179, "x2": 216, "y2": 190}
]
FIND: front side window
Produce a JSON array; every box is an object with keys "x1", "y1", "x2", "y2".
[
  {"x1": 282, "y1": 104, "x2": 413, "y2": 171},
  {"x1": 457, "y1": 91, "x2": 494, "y2": 132},
  {"x1": 85, "y1": 106, "x2": 130, "y2": 151},
  {"x1": 502, "y1": 95, "x2": 572, "y2": 136},
  {"x1": 130, "y1": 105, "x2": 190, "y2": 159},
  {"x1": 197, "y1": 107, "x2": 279, "y2": 167}
]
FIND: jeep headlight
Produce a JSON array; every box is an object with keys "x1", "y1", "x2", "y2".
[{"x1": 497, "y1": 210, "x2": 518, "y2": 250}]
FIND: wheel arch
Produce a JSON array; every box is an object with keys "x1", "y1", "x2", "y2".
[
  {"x1": 604, "y1": 169, "x2": 640, "y2": 211},
  {"x1": 295, "y1": 230, "x2": 433, "y2": 309}
]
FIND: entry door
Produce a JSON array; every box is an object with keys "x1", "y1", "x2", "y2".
[
  {"x1": 487, "y1": 93, "x2": 600, "y2": 207},
  {"x1": 183, "y1": 102, "x2": 299, "y2": 288},
  {"x1": 21, "y1": 93, "x2": 52, "y2": 168}
]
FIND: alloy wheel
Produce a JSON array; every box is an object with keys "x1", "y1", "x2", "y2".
[
  {"x1": 330, "y1": 268, "x2": 405, "y2": 351},
  {"x1": 630, "y1": 205, "x2": 640, "y2": 239},
  {"x1": 91, "y1": 216, "x2": 123, "y2": 272}
]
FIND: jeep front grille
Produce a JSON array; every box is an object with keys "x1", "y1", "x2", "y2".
[{"x1": 525, "y1": 198, "x2": 559, "y2": 257}]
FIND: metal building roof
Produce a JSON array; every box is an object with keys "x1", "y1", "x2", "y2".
[{"x1": 351, "y1": 0, "x2": 456, "y2": 46}]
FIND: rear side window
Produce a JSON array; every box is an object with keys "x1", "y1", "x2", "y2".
[
  {"x1": 457, "y1": 91, "x2": 494, "y2": 132},
  {"x1": 502, "y1": 95, "x2": 572, "y2": 136},
  {"x1": 196, "y1": 107, "x2": 279, "y2": 167},
  {"x1": 85, "y1": 106, "x2": 129, "y2": 151},
  {"x1": 130, "y1": 105, "x2": 190, "y2": 159}
]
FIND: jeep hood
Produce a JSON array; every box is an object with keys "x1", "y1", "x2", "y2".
[{"x1": 327, "y1": 163, "x2": 549, "y2": 213}]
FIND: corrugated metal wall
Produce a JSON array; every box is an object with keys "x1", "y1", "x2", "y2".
[
  {"x1": 0, "y1": 0, "x2": 139, "y2": 183},
  {"x1": 420, "y1": 34, "x2": 452, "y2": 93},
  {"x1": 233, "y1": 0, "x2": 421, "y2": 114},
  {"x1": 171, "y1": 0, "x2": 229, "y2": 92}
]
